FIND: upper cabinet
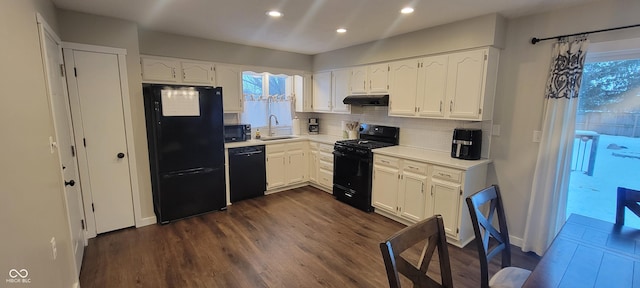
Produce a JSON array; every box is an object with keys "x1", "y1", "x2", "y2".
[
  {"x1": 312, "y1": 71, "x2": 332, "y2": 112},
  {"x1": 141, "y1": 56, "x2": 245, "y2": 113},
  {"x1": 294, "y1": 74, "x2": 314, "y2": 113},
  {"x1": 215, "y1": 64, "x2": 243, "y2": 113},
  {"x1": 181, "y1": 61, "x2": 214, "y2": 84},
  {"x1": 388, "y1": 47, "x2": 499, "y2": 121},
  {"x1": 141, "y1": 57, "x2": 180, "y2": 83},
  {"x1": 331, "y1": 68, "x2": 351, "y2": 113},
  {"x1": 350, "y1": 64, "x2": 389, "y2": 95}
]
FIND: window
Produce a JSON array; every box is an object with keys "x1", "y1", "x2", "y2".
[{"x1": 240, "y1": 71, "x2": 295, "y2": 131}]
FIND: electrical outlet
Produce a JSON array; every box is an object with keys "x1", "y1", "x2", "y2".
[{"x1": 50, "y1": 237, "x2": 57, "y2": 260}]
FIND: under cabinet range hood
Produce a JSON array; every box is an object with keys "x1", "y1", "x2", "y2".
[{"x1": 342, "y1": 94, "x2": 389, "y2": 106}]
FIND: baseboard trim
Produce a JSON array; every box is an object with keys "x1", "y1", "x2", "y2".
[
  {"x1": 136, "y1": 216, "x2": 157, "y2": 228},
  {"x1": 510, "y1": 235, "x2": 524, "y2": 248}
]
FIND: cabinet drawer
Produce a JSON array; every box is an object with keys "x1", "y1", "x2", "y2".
[
  {"x1": 319, "y1": 161, "x2": 333, "y2": 172},
  {"x1": 286, "y1": 142, "x2": 305, "y2": 151},
  {"x1": 432, "y1": 166, "x2": 462, "y2": 183},
  {"x1": 319, "y1": 151, "x2": 333, "y2": 163},
  {"x1": 319, "y1": 143, "x2": 333, "y2": 153},
  {"x1": 403, "y1": 160, "x2": 428, "y2": 175},
  {"x1": 266, "y1": 143, "x2": 286, "y2": 153},
  {"x1": 318, "y1": 169, "x2": 333, "y2": 188},
  {"x1": 374, "y1": 155, "x2": 399, "y2": 168}
]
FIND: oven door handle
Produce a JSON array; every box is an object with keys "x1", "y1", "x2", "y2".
[{"x1": 333, "y1": 150, "x2": 372, "y2": 163}]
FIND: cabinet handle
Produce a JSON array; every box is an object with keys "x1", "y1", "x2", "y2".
[
  {"x1": 381, "y1": 160, "x2": 389, "y2": 164},
  {"x1": 450, "y1": 100, "x2": 453, "y2": 112},
  {"x1": 421, "y1": 182, "x2": 424, "y2": 193},
  {"x1": 408, "y1": 166, "x2": 419, "y2": 170},
  {"x1": 183, "y1": 71, "x2": 186, "y2": 79},
  {"x1": 363, "y1": 80, "x2": 366, "y2": 90},
  {"x1": 431, "y1": 185, "x2": 434, "y2": 196},
  {"x1": 439, "y1": 101, "x2": 443, "y2": 112},
  {"x1": 172, "y1": 68, "x2": 176, "y2": 78},
  {"x1": 369, "y1": 80, "x2": 372, "y2": 90}
]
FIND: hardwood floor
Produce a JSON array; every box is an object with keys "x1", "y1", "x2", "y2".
[{"x1": 80, "y1": 186, "x2": 539, "y2": 287}]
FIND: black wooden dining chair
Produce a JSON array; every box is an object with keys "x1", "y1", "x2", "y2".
[
  {"x1": 466, "y1": 185, "x2": 530, "y2": 288},
  {"x1": 616, "y1": 187, "x2": 640, "y2": 226},
  {"x1": 379, "y1": 215, "x2": 454, "y2": 288}
]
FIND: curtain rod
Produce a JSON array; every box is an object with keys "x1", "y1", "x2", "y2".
[{"x1": 530, "y1": 23, "x2": 640, "y2": 45}]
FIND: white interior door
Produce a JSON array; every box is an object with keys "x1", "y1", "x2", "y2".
[
  {"x1": 37, "y1": 18, "x2": 85, "y2": 277},
  {"x1": 65, "y1": 49, "x2": 135, "y2": 234}
]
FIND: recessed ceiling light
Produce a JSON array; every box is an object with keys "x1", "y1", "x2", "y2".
[
  {"x1": 401, "y1": 7, "x2": 414, "y2": 14},
  {"x1": 337, "y1": 28, "x2": 347, "y2": 33},
  {"x1": 267, "y1": 10, "x2": 282, "y2": 17}
]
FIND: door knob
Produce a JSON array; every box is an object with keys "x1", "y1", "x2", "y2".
[
  {"x1": 65, "y1": 180, "x2": 75, "y2": 187},
  {"x1": 117, "y1": 152, "x2": 125, "y2": 159}
]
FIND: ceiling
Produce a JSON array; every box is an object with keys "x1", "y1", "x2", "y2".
[{"x1": 52, "y1": 0, "x2": 600, "y2": 55}]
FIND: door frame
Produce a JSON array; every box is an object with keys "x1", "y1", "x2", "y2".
[{"x1": 62, "y1": 42, "x2": 146, "y2": 238}]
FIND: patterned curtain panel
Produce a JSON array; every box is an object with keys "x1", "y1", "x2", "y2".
[{"x1": 523, "y1": 39, "x2": 590, "y2": 256}]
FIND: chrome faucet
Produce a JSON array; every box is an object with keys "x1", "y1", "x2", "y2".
[{"x1": 268, "y1": 114, "x2": 279, "y2": 136}]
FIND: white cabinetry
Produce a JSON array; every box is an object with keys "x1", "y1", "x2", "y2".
[
  {"x1": 331, "y1": 68, "x2": 351, "y2": 113},
  {"x1": 372, "y1": 156, "x2": 428, "y2": 224},
  {"x1": 317, "y1": 143, "x2": 334, "y2": 191},
  {"x1": 312, "y1": 71, "x2": 332, "y2": 112},
  {"x1": 266, "y1": 142, "x2": 307, "y2": 191},
  {"x1": 387, "y1": 47, "x2": 499, "y2": 121},
  {"x1": 141, "y1": 57, "x2": 180, "y2": 83},
  {"x1": 350, "y1": 64, "x2": 389, "y2": 95},
  {"x1": 181, "y1": 61, "x2": 214, "y2": 84},
  {"x1": 215, "y1": 64, "x2": 244, "y2": 112},
  {"x1": 308, "y1": 142, "x2": 318, "y2": 184},
  {"x1": 372, "y1": 151, "x2": 489, "y2": 247},
  {"x1": 141, "y1": 56, "x2": 245, "y2": 113},
  {"x1": 295, "y1": 74, "x2": 314, "y2": 112}
]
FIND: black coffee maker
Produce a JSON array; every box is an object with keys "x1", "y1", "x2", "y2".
[{"x1": 451, "y1": 129, "x2": 482, "y2": 160}]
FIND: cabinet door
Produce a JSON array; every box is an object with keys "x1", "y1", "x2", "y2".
[
  {"x1": 308, "y1": 149, "x2": 318, "y2": 184},
  {"x1": 215, "y1": 64, "x2": 244, "y2": 113},
  {"x1": 368, "y1": 63, "x2": 389, "y2": 93},
  {"x1": 294, "y1": 74, "x2": 313, "y2": 113},
  {"x1": 446, "y1": 50, "x2": 485, "y2": 119},
  {"x1": 350, "y1": 67, "x2": 367, "y2": 94},
  {"x1": 313, "y1": 71, "x2": 332, "y2": 112},
  {"x1": 181, "y1": 61, "x2": 214, "y2": 84},
  {"x1": 331, "y1": 68, "x2": 351, "y2": 113},
  {"x1": 286, "y1": 148, "x2": 307, "y2": 185},
  {"x1": 141, "y1": 57, "x2": 179, "y2": 82},
  {"x1": 399, "y1": 171, "x2": 428, "y2": 223},
  {"x1": 388, "y1": 59, "x2": 419, "y2": 117},
  {"x1": 431, "y1": 180, "x2": 461, "y2": 237},
  {"x1": 417, "y1": 55, "x2": 448, "y2": 118},
  {"x1": 372, "y1": 165, "x2": 399, "y2": 215},
  {"x1": 266, "y1": 150, "x2": 286, "y2": 189}
]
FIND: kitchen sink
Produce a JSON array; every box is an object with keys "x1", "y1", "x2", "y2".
[{"x1": 259, "y1": 135, "x2": 298, "y2": 141}]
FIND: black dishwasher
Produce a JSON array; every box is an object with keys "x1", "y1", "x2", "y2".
[{"x1": 229, "y1": 145, "x2": 266, "y2": 202}]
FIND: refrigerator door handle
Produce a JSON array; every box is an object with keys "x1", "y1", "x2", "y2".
[{"x1": 162, "y1": 167, "x2": 214, "y2": 178}]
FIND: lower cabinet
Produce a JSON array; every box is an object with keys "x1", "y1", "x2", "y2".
[
  {"x1": 266, "y1": 142, "x2": 307, "y2": 190},
  {"x1": 308, "y1": 142, "x2": 334, "y2": 192},
  {"x1": 372, "y1": 153, "x2": 488, "y2": 247}
]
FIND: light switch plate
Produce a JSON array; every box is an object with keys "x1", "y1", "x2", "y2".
[
  {"x1": 492, "y1": 124, "x2": 501, "y2": 136},
  {"x1": 533, "y1": 130, "x2": 542, "y2": 142}
]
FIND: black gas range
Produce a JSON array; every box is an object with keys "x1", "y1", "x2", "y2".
[{"x1": 333, "y1": 124, "x2": 399, "y2": 212}]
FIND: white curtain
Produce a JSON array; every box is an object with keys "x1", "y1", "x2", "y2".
[{"x1": 522, "y1": 39, "x2": 590, "y2": 256}]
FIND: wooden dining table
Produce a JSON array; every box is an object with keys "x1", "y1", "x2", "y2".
[{"x1": 523, "y1": 214, "x2": 640, "y2": 287}]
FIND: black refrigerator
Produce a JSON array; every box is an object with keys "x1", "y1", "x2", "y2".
[{"x1": 143, "y1": 84, "x2": 226, "y2": 223}]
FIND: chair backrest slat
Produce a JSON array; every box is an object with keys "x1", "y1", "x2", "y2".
[
  {"x1": 379, "y1": 215, "x2": 454, "y2": 288},
  {"x1": 616, "y1": 187, "x2": 640, "y2": 226},
  {"x1": 466, "y1": 185, "x2": 511, "y2": 288}
]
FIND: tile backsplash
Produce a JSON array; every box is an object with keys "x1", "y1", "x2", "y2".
[{"x1": 297, "y1": 106, "x2": 492, "y2": 158}]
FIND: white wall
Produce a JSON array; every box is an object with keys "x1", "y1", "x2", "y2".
[
  {"x1": 138, "y1": 29, "x2": 313, "y2": 71},
  {"x1": 0, "y1": 0, "x2": 76, "y2": 287}
]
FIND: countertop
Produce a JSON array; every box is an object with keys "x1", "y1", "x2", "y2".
[
  {"x1": 224, "y1": 134, "x2": 343, "y2": 149},
  {"x1": 373, "y1": 146, "x2": 492, "y2": 170}
]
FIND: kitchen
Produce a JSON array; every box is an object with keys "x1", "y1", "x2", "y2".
[{"x1": 3, "y1": 0, "x2": 640, "y2": 287}]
